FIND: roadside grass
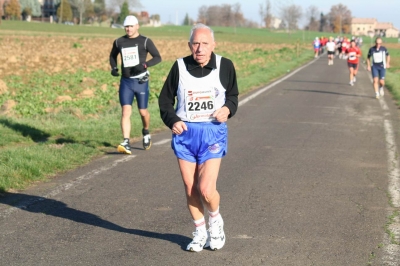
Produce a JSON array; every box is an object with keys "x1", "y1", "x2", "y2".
[{"x1": 0, "y1": 22, "x2": 315, "y2": 192}]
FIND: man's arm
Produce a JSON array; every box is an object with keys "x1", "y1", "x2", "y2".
[
  {"x1": 109, "y1": 40, "x2": 119, "y2": 69},
  {"x1": 158, "y1": 61, "x2": 181, "y2": 129},
  {"x1": 220, "y1": 58, "x2": 239, "y2": 118},
  {"x1": 145, "y1": 38, "x2": 162, "y2": 67}
]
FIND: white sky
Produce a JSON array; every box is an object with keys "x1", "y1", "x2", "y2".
[{"x1": 132, "y1": 0, "x2": 400, "y2": 30}]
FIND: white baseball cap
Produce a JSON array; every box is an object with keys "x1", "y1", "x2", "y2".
[{"x1": 123, "y1": 15, "x2": 138, "y2": 26}]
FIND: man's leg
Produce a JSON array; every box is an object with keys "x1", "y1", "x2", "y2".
[
  {"x1": 373, "y1": 77, "x2": 380, "y2": 98},
  {"x1": 178, "y1": 159, "x2": 209, "y2": 252},
  {"x1": 139, "y1": 108, "x2": 150, "y2": 130},
  {"x1": 117, "y1": 105, "x2": 133, "y2": 154},
  {"x1": 349, "y1": 67, "x2": 354, "y2": 85},
  {"x1": 197, "y1": 158, "x2": 225, "y2": 250},
  {"x1": 121, "y1": 105, "x2": 132, "y2": 139},
  {"x1": 178, "y1": 159, "x2": 205, "y2": 220}
]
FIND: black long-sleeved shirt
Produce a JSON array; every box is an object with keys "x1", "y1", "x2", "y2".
[
  {"x1": 109, "y1": 35, "x2": 161, "y2": 78},
  {"x1": 159, "y1": 52, "x2": 239, "y2": 129}
]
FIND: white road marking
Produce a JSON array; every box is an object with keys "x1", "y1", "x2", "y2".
[
  {"x1": 153, "y1": 139, "x2": 171, "y2": 145},
  {"x1": 363, "y1": 65, "x2": 400, "y2": 264},
  {"x1": 0, "y1": 156, "x2": 136, "y2": 218}
]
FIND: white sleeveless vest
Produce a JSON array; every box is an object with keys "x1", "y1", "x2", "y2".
[{"x1": 175, "y1": 55, "x2": 226, "y2": 122}]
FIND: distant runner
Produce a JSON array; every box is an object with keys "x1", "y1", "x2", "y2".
[
  {"x1": 313, "y1": 37, "x2": 321, "y2": 58},
  {"x1": 109, "y1": 15, "x2": 162, "y2": 153},
  {"x1": 367, "y1": 37, "x2": 391, "y2": 99},
  {"x1": 345, "y1": 39, "x2": 361, "y2": 86},
  {"x1": 326, "y1": 36, "x2": 336, "y2": 65}
]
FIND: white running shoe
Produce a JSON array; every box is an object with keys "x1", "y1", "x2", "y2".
[
  {"x1": 143, "y1": 134, "x2": 151, "y2": 150},
  {"x1": 376, "y1": 92, "x2": 380, "y2": 99},
  {"x1": 350, "y1": 82, "x2": 354, "y2": 86},
  {"x1": 379, "y1": 87, "x2": 384, "y2": 96},
  {"x1": 353, "y1": 77, "x2": 356, "y2": 82},
  {"x1": 208, "y1": 217, "x2": 225, "y2": 251},
  {"x1": 186, "y1": 229, "x2": 208, "y2": 252}
]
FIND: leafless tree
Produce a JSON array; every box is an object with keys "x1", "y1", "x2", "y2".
[
  {"x1": 196, "y1": 3, "x2": 245, "y2": 27},
  {"x1": 259, "y1": 0, "x2": 272, "y2": 28},
  {"x1": 305, "y1": 5, "x2": 319, "y2": 31},
  {"x1": 0, "y1": 0, "x2": 10, "y2": 25},
  {"x1": 328, "y1": 4, "x2": 351, "y2": 34},
  {"x1": 69, "y1": 0, "x2": 87, "y2": 25},
  {"x1": 110, "y1": 0, "x2": 142, "y2": 12},
  {"x1": 280, "y1": 4, "x2": 302, "y2": 32}
]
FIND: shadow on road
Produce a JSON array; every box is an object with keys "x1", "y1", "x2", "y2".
[
  {"x1": 0, "y1": 192, "x2": 190, "y2": 250},
  {"x1": 284, "y1": 88, "x2": 373, "y2": 98}
]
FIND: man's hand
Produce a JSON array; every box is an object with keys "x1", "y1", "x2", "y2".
[
  {"x1": 111, "y1": 68, "x2": 119, "y2": 77},
  {"x1": 172, "y1": 121, "x2": 188, "y2": 135},
  {"x1": 212, "y1": 106, "x2": 230, "y2": 123}
]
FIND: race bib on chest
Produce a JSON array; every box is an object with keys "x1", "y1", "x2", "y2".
[
  {"x1": 349, "y1": 52, "x2": 356, "y2": 60},
  {"x1": 373, "y1": 52, "x2": 383, "y2": 63},
  {"x1": 122, "y1": 46, "x2": 139, "y2": 67},
  {"x1": 185, "y1": 89, "x2": 216, "y2": 122}
]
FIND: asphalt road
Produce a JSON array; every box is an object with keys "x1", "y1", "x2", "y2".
[{"x1": 1, "y1": 54, "x2": 400, "y2": 266}]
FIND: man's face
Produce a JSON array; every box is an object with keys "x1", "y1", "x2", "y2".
[
  {"x1": 125, "y1": 24, "x2": 139, "y2": 38},
  {"x1": 188, "y1": 28, "x2": 216, "y2": 67},
  {"x1": 376, "y1": 39, "x2": 382, "y2": 48}
]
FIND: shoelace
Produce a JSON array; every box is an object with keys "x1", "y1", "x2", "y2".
[{"x1": 191, "y1": 230, "x2": 207, "y2": 243}]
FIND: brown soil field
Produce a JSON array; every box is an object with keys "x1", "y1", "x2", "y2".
[{"x1": 0, "y1": 35, "x2": 291, "y2": 79}]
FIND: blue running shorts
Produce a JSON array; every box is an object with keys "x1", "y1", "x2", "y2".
[
  {"x1": 119, "y1": 77, "x2": 149, "y2": 108},
  {"x1": 371, "y1": 66, "x2": 386, "y2": 80},
  {"x1": 172, "y1": 122, "x2": 228, "y2": 164}
]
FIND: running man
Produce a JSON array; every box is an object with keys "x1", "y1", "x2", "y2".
[
  {"x1": 313, "y1": 37, "x2": 321, "y2": 58},
  {"x1": 341, "y1": 37, "x2": 350, "y2": 60},
  {"x1": 346, "y1": 39, "x2": 361, "y2": 86},
  {"x1": 158, "y1": 23, "x2": 238, "y2": 252},
  {"x1": 109, "y1": 15, "x2": 162, "y2": 153},
  {"x1": 326, "y1": 36, "x2": 336, "y2": 65},
  {"x1": 367, "y1": 37, "x2": 391, "y2": 99}
]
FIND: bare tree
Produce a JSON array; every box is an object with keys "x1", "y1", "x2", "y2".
[
  {"x1": 197, "y1": 5, "x2": 207, "y2": 24},
  {"x1": 259, "y1": 0, "x2": 272, "y2": 28},
  {"x1": 305, "y1": 5, "x2": 319, "y2": 31},
  {"x1": 328, "y1": 4, "x2": 351, "y2": 34},
  {"x1": 110, "y1": 0, "x2": 142, "y2": 12},
  {"x1": 196, "y1": 3, "x2": 245, "y2": 27},
  {"x1": 69, "y1": 0, "x2": 87, "y2": 25},
  {"x1": 280, "y1": 4, "x2": 302, "y2": 32},
  {"x1": 0, "y1": 0, "x2": 10, "y2": 24}
]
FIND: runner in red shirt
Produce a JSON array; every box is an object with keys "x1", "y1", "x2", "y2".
[
  {"x1": 340, "y1": 37, "x2": 350, "y2": 59},
  {"x1": 345, "y1": 39, "x2": 361, "y2": 86}
]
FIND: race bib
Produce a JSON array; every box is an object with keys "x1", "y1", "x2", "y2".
[
  {"x1": 185, "y1": 89, "x2": 216, "y2": 122},
  {"x1": 349, "y1": 52, "x2": 356, "y2": 60},
  {"x1": 373, "y1": 52, "x2": 383, "y2": 63},
  {"x1": 121, "y1": 46, "x2": 139, "y2": 67}
]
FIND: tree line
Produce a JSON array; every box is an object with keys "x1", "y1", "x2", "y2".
[
  {"x1": 1, "y1": 0, "x2": 353, "y2": 34},
  {"x1": 0, "y1": 0, "x2": 154, "y2": 25}
]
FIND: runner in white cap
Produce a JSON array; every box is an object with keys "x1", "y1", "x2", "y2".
[{"x1": 109, "y1": 15, "x2": 161, "y2": 153}]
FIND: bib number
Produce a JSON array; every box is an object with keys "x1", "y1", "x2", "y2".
[
  {"x1": 373, "y1": 52, "x2": 383, "y2": 63},
  {"x1": 185, "y1": 89, "x2": 216, "y2": 122},
  {"x1": 122, "y1": 46, "x2": 139, "y2": 67}
]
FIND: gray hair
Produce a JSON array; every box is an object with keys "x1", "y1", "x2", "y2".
[{"x1": 189, "y1": 23, "x2": 215, "y2": 43}]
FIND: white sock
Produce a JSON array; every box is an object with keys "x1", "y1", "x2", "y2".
[
  {"x1": 194, "y1": 217, "x2": 206, "y2": 232},
  {"x1": 208, "y1": 207, "x2": 221, "y2": 224}
]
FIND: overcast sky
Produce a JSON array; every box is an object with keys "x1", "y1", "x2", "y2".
[{"x1": 134, "y1": 0, "x2": 400, "y2": 30}]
